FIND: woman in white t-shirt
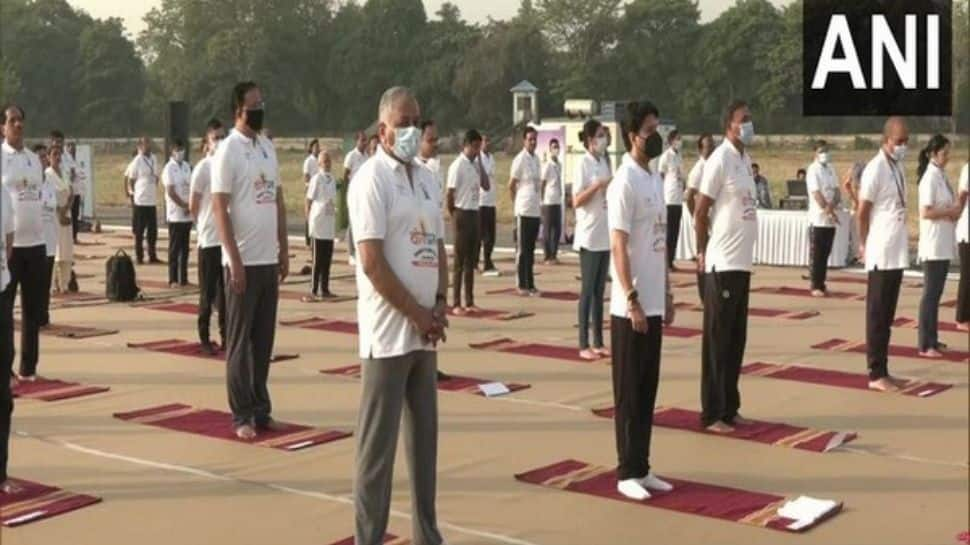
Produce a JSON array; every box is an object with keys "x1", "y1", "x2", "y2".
[
  {"x1": 35, "y1": 145, "x2": 57, "y2": 326},
  {"x1": 302, "y1": 139, "x2": 320, "y2": 247},
  {"x1": 915, "y1": 135, "x2": 961, "y2": 357},
  {"x1": 955, "y1": 162, "x2": 969, "y2": 330},
  {"x1": 304, "y1": 150, "x2": 338, "y2": 301},
  {"x1": 573, "y1": 120, "x2": 613, "y2": 359},
  {"x1": 47, "y1": 146, "x2": 74, "y2": 294}
]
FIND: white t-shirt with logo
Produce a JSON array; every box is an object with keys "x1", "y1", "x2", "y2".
[
  {"x1": 62, "y1": 153, "x2": 83, "y2": 196},
  {"x1": 447, "y1": 153, "x2": 481, "y2": 211},
  {"x1": 510, "y1": 149, "x2": 542, "y2": 218},
  {"x1": 349, "y1": 147, "x2": 445, "y2": 359},
  {"x1": 957, "y1": 163, "x2": 969, "y2": 244},
  {"x1": 573, "y1": 151, "x2": 611, "y2": 252},
  {"x1": 699, "y1": 140, "x2": 758, "y2": 273},
  {"x1": 307, "y1": 172, "x2": 337, "y2": 240},
  {"x1": 302, "y1": 154, "x2": 318, "y2": 182},
  {"x1": 125, "y1": 153, "x2": 159, "y2": 206},
  {"x1": 917, "y1": 162, "x2": 956, "y2": 261},
  {"x1": 0, "y1": 188, "x2": 14, "y2": 291},
  {"x1": 687, "y1": 156, "x2": 706, "y2": 193},
  {"x1": 608, "y1": 154, "x2": 667, "y2": 318},
  {"x1": 190, "y1": 156, "x2": 220, "y2": 249},
  {"x1": 162, "y1": 159, "x2": 193, "y2": 223},
  {"x1": 479, "y1": 152, "x2": 497, "y2": 207},
  {"x1": 344, "y1": 148, "x2": 368, "y2": 182},
  {"x1": 806, "y1": 160, "x2": 840, "y2": 227},
  {"x1": 211, "y1": 130, "x2": 280, "y2": 266},
  {"x1": 859, "y1": 150, "x2": 909, "y2": 271},
  {"x1": 541, "y1": 160, "x2": 563, "y2": 206},
  {"x1": 658, "y1": 147, "x2": 684, "y2": 205},
  {"x1": 41, "y1": 171, "x2": 58, "y2": 257},
  {"x1": 2, "y1": 142, "x2": 46, "y2": 248}
]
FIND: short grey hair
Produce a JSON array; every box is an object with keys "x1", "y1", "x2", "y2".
[{"x1": 379, "y1": 86, "x2": 416, "y2": 121}]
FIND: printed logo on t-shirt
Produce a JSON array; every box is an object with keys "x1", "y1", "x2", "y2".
[
  {"x1": 410, "y1": 221, "x2": 439, "y2": 268},
  {"x1": 254, "y1": 174, "x2": 277, "y2": 205},
  {"x1": 742, "y1": 193, "x2": 757, "y2": 221},
  {"x1": 16, "y1": 179, "x2": 41, "y2": 202}
]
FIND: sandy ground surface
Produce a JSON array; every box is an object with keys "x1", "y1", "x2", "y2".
[{"x1": 2, "y1": 226, "x2": 967, "y2": 545}]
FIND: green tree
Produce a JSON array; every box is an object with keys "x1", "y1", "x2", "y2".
[
  {"x1": 76, "y1": 18, "x2": 145, "y2": 136},
  {"x1": 535, "y1": 0, "x2": 621, "y2": 98}
]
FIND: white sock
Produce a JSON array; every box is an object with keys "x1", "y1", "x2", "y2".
[
  {"x1": 617, "y1": 478, "x2": 651, "y2": 500},
  {"x1": 640, "y1": 473, "x2": 673, "y2": 492}
]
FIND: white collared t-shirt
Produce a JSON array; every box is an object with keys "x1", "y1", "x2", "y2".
[
  {"x1": 447, "y1": 153, "x2": 481, "y2": 211},
  {"x1": 686, "y1": 156, "x2": 706, "y2": 193},
  {"x1": 190, "y1": 156, "x2": 220, "y2": 249},
  {"x1": 859, "y1": 150, "x2": 909, "y2": 271},
  {"x1": 0, "y1": 188, "x2": 14, "y2": 291},
  {"x1": 541, "y1": 160, "x2": 563, "y2": 206},
  {"x1": 917, "y1": 162, "x2": 955, "y2": 261},
  {"x1": 211, "y1": 130, "x2": 280, "y2": 266},
  {"x1": 302, "y1": 154, "x2": 318, "y2": 182},
  {"x1": 349, "y1": 146, "x2": 445, "y2": 359},
  {"x1": 573, "y1": 151, "x2": 611, "y2": 252},
  {"x1": 307, "y1": 172, "x2": 337, "y2": 240},
  {"x1": 479, "y1": 152, "x2": 497, "y2": 207},
  {"x1": 608, "y1": 153, "x2": 667, "y2": 319},
  {"x1": 658, "y1": 147, "x2": 684, "y2": 205},
  {"x1": 343, "y1": 147, "x2": 368, "y2": 182},
  {"x1": 125, "y1": 153, "x2": 158, "y2": 206},
  {"x1": 699, "y1": 140, "x2": 758, "y2": 273},
  {"x1": 806, "y1": 160, "x2": 839, "y2": 227},
  {"x1": 1, "y1": 141, "x2": 45, "y2": 248},
  {"x1": 958, "y1": 163, "x2": 969, "y2": 244},
  {"x1": 62, "y1": 153, "x2": 83, "y2": 196},
  {"x1": 41, "y1": 171, "x2": 58, "y2": 257},
  {"x1": 510, "y1": 149, "x2": 542, "y2": 218},
  {"x1": 162, "y1": 159, "x2": 193, "y2": 223}
]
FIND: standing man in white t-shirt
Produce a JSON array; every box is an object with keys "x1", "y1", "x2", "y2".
[
  {"x1": 349, "y1": 86, "x2": 448, "y2": 545},
  {"x1": 805, "y1": 140, "x2": 841, "y2": 296},
  {"x1": 684, "y1": 133, "x2": 715, "y2": 302},
  {"x1": 124, "y1": 136, "x2": 161, "y2": 264},
  {"x1": 2, "y1": 105, "x2": 47, "y2": 381},
  {"x1": 540, "y1": 139, "x2": 563, "y2": 264},
  {"x1": 658, "y1": 130, "x2": 684, "y2": 270},
  {"x1": 302, "y1": 138, "x2": 321, "y2": 247},
  {"x1": 305, "y1": 150, "x2": 338, "y2": 300},
  {"x1": 446, "y1": 129, "x2": 488, "y2": 313},
  {"x1": 693, "y1": 100, "x2": 759, "y2": 433},
  {"x1": 163, "y1": 138, "x2": 193, "y2": 288},
  {"x1": 35, "y1": 144, "x2": 57, "y2": 327},
  {"x1": 478, "y1": 134, "x2": 499, "y2": 275},
  {"x1": 211, "y1": 81, "x2": 289, "y2": 439},
  {"x1": 342, "y1": 131, "x2": 369, "y2": 265},
  {"x1": 0, "y1": 179, "x2": 18, "y2": 494},
  {"x1": 416, "y1": 120, "x2": 444, "y2": 197},
  {"x1": 189, "y1": 118, "x2": 227, "y2": 354},
  {"x1": 857, "y1": 117, "x2": 910, "y2": 391},
  {"x1": 955, "y1": 162, "x2": 969, "y2": 331},
  {"x1": 510, "y1": 126, "x2": 542, "y2": 295}
]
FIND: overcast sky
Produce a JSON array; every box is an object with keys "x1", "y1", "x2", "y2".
[{"x1": 69, "y1": 0, "x2": 791, "y2": 38}]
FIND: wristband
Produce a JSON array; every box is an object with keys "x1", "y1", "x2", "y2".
[
  {"x1": 626, "y1": 289, "x2": 639, "y2": 302},
  {"x1": 435, "y1": 294, "x2": 447, "y2": 304}
]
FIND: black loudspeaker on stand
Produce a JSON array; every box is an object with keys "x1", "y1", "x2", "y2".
[{"x1": 167, "y1": 101, "x2": 190, "y2": 163}]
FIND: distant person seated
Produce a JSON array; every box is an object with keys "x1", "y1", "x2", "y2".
[{"x1": 753, "y1": 163, "x2": 772, "y2": 209}]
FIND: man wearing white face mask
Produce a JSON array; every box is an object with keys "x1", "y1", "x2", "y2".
[
  {"x1": 349, "y1": 86, "x2": 448, "y2": 545},
  {"x1": 857, "y1": 117, "x2": 910, "y2": 392},
  {"x1": 658, "y1": 130, "x2": 684, "y2": 269},
  {"x1": 806, "y1": 140, "x2": 841, "y2": 297},
  {"x1": 163, "y1": 138, "x2": 193, "y2": 288},
  {"x1": 693, "y1": 100, "x2": 758, "y2": 433}
]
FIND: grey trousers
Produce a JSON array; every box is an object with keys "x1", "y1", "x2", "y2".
[
  {"x1": 354, "y1": 350, "x2": 443, "y2": 545},
  {"x1": 224, "y1": 264, "x2": 279, "y2": 427}
]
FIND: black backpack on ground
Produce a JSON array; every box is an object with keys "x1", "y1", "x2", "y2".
[{"x1": 105, "y1": 250, "x2": 140, "y2": 301}]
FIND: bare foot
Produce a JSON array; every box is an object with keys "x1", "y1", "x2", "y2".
[
  {"x1": 731, "y1": 415, "x2": 755, "y2": 426},
  {"x1": 593, "y1": 347, "x2": 611, "y2": 357},
  {"x1": 516, "y1": 288, "x2": 530, "y2": 296},
  {"x1": 868, "y1": 377, "x2": 900, "y2": 392},
  {"x1": 578, "y1": 349, "x2": 599, "y2": 361},
  {"x1": 452, "y1": 307, "x2": 467, "y2": 316},
  {"x1": 917, "y1": 348, "x2": 943, "y2": 358},
  {"x1": 1, "y1": 480, "x2": 23, "y2": 494},
  {"x1": 234, "y1": 424, "x2": 257, "y2": 440},
  {"x1": 706, "y1": 421, "x2": 735, "y2": 433},
  {"x1": 18, "y1": 374, "x2": 37, "y2": 383},
  {"x1": 957, "y1": 322, "x2": 969, "y2": 332},
  {"x1": 810, "y1": 289, "x2": 826, "y2": 298}
]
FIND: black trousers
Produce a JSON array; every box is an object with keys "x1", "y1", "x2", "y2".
[
  {"x1": 666, "y1": 205, "x2": 682, "y2": 268},
  {"x1": 0, "y1": 281, "x2": 15, "y2": 483},
  {"x1": 131, "y1": 205, "x2": 158, "y2": 262},
  {"x1": 611, "y1": 315, "x2": 662, "y2": 480},
  {"x1": 517, "y1": 216, "x2": 540, "y2": 290},
  {"x1": 41, "y1": 255, "x2": 54, "y2": 326},
  {"x1": 168, "y1": 222, "x2": 192, "y2": 285},
  {"x1": 918, "y1": 260, "x2": 949, "y2": 351},
  {"x1": 701, "y1": 270, "x2": 750, "y2": 426},
  {"x1": 479, "y1": 206, "x2": 496, "y2": 270},
  {"x1": 71, "y1": 195, "x2": 81, "y2": 242},
  {"x1": 809, "y1": 226, "x2": 836, "y2": 291},
  {"x1": 957, "y1": 242, "x2": 969, "y2": 323},
  {"x1": 197, "y1": 246, "x2": 226, "y2": 344},
  {"x1": 312, "y1": 238, "x2": 334, "y2": 296},
  {"x1": 541, "y1": 205, "x2": 561, "y2": 261},
  {"x1": 866, "y1": 269, "x2": 903, "y2": 380},
  {"x1": 225, "y1": 264, "x2": 279, "y2": 427},
  {"x1": 695, "y1": 271, "x2": 705, "y2": 303},
  {"x1": 453, "y1": 210, "x2": 480, "y2": 307},
  {"x1": 9, "y1": 245, "x2": 46, "y2": 377},
  {"x1": 578, "y1": 249, "x2": 609, "y2": 349}
]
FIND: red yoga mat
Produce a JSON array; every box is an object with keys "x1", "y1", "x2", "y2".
[
  {"x1": 591, "y1": 406, "x2": 856, "y2": 453},
  {"x1": 15, "y1": 320, "x2": 119, "y2": 338},
  {"x1": 279, "y1": 290, "x2": 356, "y2": 303},
  {"x1": 470, "y1": 338, "x2": 606, "y2": 363},
  {"x1": 13, "y1": 377, "x2": 110, "y2": 402},
  {"x1": 127, "y1": 339, "x2": 299, "y2": 363},
  {"x1": 329, "y1": 535, "x2": 407, "y2": 545},
  {"x1": 322, "y1": 365, "x2": 531, "y2": 396},
  {"x1": 892, "y1": 317, "x2": 964, "y2": 333},
  {"x1": 447, "y1": 307, "x2": 534, "y2": 321},
  {"x1": 801, "y1": 274, "x2": 868, "y2": 285},
  {"x1": 280, "y1": 317, "x2": 359, "y2": 334},
  {"x1": 486, "y1": 287, "x2": 580, "y2": 301},
  {"x1": 741, "y1": 362, "x2": 951, "y2": 398},
  {"x1": 752, "y1": 286, "x2": 865, "y2": 301},
  {"x1": 143, "y1": 302, "x2": 199, "y2": 315},
  {"x1": 515, "y1": 459, "x2": 841, "y2": 532},
  {"x1": 812, "y1": 338, "x2": 969, "y2": 364},
  {"x1": 0, "y1": 478, "x2": 102, "y2": 527},
  {"x1": 674, "y1": 302, "x2": 819, "y2": 321},
  {"x1": 114, "y1": 403, "x2": 351, "y2": 450}
]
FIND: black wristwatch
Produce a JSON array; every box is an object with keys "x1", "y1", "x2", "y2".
[
  {"x1": 626, "y1": 289, "x2": 639, "y2": 303},
  {"x1": 435, "y1": 293, "x2": 447, "y2": 305}
]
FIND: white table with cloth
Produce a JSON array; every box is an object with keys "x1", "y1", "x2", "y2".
[{"x1": 675, "y1": 207, "x2": 852, "y2": 268}]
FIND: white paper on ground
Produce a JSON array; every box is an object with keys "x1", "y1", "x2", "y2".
[
  {"x1": 823, "y1": 431, "x2": 851, "y2": 452},
  {"x1": 478, "y1": 382, "x2": 511, "y2": 397},
  {"x1": 778, "y1": 496, "x2": 839, "y2": 530},
  {"x1": 285, "y1": 440, "x2": 315, "y2": 450},
  {"x1": 5, "y1": 510, "x2": 46, "y2": 525}
]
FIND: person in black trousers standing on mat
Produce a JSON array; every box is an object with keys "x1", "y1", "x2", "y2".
[
  {"x1": 684, "y1": 133, "x2": 715, "y2": 303},
  {"x1": 124, "y1": 136, "x2": 161, "y2": 264},
  {"x1": 190, "y1": 119, "x2": 227, "y2": 354},
  {"x1": 446, "y1": 129, "x2": 488, "y2": 313},
  {"x1": 163, "y1": 138, "x2": 193, "y2": 288},
  {"x1": 509, "y1": 126, "x2": 542, "y2": 295},
  {"x1": 693, "y1": 100, "x2": 759, "y2": 433},
  {"x1": 540, "y1": 138, "x2": 563, "y2": 264},
  {"x1": 305, "y1": 149, "x2": 338, "y2": 300},
  {"x1": 857, "y1": 117, "x2": 910, "y2": 392},
  {"x1": 0, "y1": 177, "x2": 19, "y2": 494},
  {"x1": 478, "y1": 134, "x2": 499, "y2": 275},
  {"x1": 658, "y1": 129, "x2": 684, "y2": 270},
  {"x1": 806, "y1": 140, "x2": 841, "y2": 297}
]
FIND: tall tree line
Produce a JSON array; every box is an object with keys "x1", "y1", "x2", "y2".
[{"x1": 1, "y1": 0, "x2": 967, "y2": 137}]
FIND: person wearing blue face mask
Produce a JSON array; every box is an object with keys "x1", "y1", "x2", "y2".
[
  {"x1": 693, "y1": 99, "x2": 759, "y2": 433},
  {"x1": 806, "y1": 140, "x2": 841, "y2": 297},
  {"x1": 349, "y1": 86, "x2": 448, "y2": 545}
]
